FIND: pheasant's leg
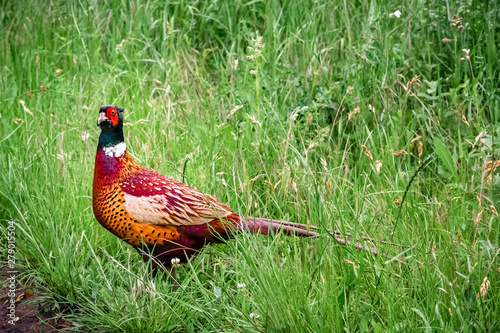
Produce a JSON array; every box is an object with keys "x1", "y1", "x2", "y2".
[{"x1": 169, "y1": 266, "x2": 178, "y2": 291}]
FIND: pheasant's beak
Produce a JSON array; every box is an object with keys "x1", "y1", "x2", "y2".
[{"x1": 97, "y1": 112, "x2": 110, "y2": 126}]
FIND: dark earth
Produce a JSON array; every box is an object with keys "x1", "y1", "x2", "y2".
[{"x1": 0, "y1": 266, "x2": 71, "y2": 332}]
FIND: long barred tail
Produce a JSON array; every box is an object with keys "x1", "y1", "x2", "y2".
[
  {"x1": 243, "y1": 216, "x2": 380, "y2": 255},
  {"x1": 244, "y1": 216, "x2": 319, "y2": 237}
]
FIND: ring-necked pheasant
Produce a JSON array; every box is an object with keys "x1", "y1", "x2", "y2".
[{"x1": 92, "y1": 105, "x2": 372, "y2": 270}]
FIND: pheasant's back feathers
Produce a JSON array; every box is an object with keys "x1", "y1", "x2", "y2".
[{"x1": 120, "y1": 168, "x2": 234, "y2": 226}]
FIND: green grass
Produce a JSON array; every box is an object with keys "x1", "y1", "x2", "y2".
[{"x1": 1, "y1": 0, "x2": 499, "y2": 331}]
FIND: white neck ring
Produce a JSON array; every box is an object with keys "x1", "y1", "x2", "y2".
[{"x1": 102, "y1": 142, "x2": 127, "y2": 157}]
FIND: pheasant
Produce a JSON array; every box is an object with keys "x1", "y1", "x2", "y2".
[{"x1": 92, "y1": 105, "x2": 372, "y2": 270}]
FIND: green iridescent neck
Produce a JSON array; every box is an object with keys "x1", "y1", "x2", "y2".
[{"x1": 98, "y1": 125, "x2": 124, "y2": 149}]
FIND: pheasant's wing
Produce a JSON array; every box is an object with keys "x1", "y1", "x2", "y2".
[{"x1": 120, "y1": 168, "x2": 233, "y2": 226}]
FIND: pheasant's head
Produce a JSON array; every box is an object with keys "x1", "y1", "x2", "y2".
[
  {"x1": 97, "y1": 105, "x2": 124, "y2": 132},
  {"x1": 97, "y1": 105, "x2": 126, "y2": 152}
]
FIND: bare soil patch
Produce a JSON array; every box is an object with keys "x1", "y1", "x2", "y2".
[{"x1": 0, "y1": 266, "x2": 71, "y2": 332}]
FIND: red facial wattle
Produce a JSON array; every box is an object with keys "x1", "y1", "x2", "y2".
[{"x1": 106, "y1": 107, "x2": 119, "y2": 126}]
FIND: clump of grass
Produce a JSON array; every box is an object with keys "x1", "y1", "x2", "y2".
[{"x1": 0, "y1": 0, "x2": 499, "y2": 331}]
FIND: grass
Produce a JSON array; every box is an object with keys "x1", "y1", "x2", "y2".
[{"x1": 0, "y1": 0, "x2": 499, "y2": 331}]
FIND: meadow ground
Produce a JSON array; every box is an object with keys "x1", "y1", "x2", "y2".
[{"x1": 0, "y1": 0, "x2": 499, "y2": 331}]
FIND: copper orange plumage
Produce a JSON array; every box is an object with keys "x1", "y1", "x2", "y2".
[{"x1": 93, "y1": 105, "x2": 320, "y2": 269}]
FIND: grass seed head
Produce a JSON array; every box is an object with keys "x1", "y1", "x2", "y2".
[
  {"x1": 410, "y1": 135, "x2": 422, "y2": 149},
  {"x1": 361, "y1": 145, "x2": 373, "y2": 161},
  {"x1": 484, "y1": 160, "x2": 500, "y2": 184},
  {"x1": 475, "y1": 210, "x2": 483, "y2": 225},
  {"x1": 391, "y1": 149, "x2": 408, "y2": 156},
  {"x1": 228, "y1": 105, "x2": 243, "y2": 118},
  {"x1": 405, "y1": 76, "x2": 421, "y2": 95},
  {"x1": 348, "y1": 106, "x2": 360, "y2": 120},
  {"x1": 81, "y1": 132, "x2": 90, "y2": 141},
  {"x1": 461, "y1": 114, "x2": 470, "y2": 127},
  {"x1": 19, "y1": 100, "x2": 33, "y2": 115},
  {"x1": 478, "y1": 277, "x2": 490, "y2": 299},
  {"x1": 473, "y1": 131, "x2": 484, "y2": 147},
  {"x1": 326, "y1": 178, "x2": 333, "y2": 195},
  {"x1": 247, "y1": 114, "x2": 262, "y2": 127},
  {"x1": 451, "y1": 15, "x2": 464, "y2": 32}
]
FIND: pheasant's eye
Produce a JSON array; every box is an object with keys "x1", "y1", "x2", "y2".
[{"x1": 111, "y1": 110, "x2": 116, "y2": 116}]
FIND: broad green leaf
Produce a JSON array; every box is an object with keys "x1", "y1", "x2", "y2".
[{"x1": 434, "y1": 138, "x2": 456, "y2": 178}]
